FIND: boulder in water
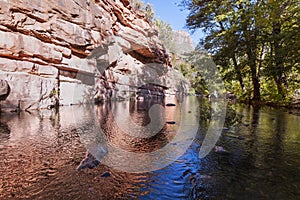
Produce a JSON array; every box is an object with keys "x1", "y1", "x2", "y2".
[
  {"x1": 100, "y1": 171, "x2": 111, "y2": 178},
  {"x1": 166, "y1": 121, "x2": 176, "y2": 125},
  {"x1": 214, "y1": 146, "x2": 229, "y2": 154},
  {"x1": 166, "y1": 103, "x2": 176, "y2": 107},
  {"x1": 77, "y1": 152, "x2": 100, "y2": 171}
]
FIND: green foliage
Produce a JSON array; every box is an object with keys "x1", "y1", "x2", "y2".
[
  {"x1": 173, "y1": 50, "x2": 225, "y2": 96},
  {"x1": 155, "y1": 19, "x2": 176, "y2": 53},
  {"x1": 181, "y1": 0, "x2": 300, "y2": 105},
  {"x1": 177, "y1": 61, "x2": 208, "y2": 95}
]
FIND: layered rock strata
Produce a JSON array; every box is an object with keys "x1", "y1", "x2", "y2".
[{"x1": 0, "y1": 0, "x2": 189, "y2": 111}]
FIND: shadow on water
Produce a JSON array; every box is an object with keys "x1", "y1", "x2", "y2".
[
  {"x1": 0, "y1": 97, "x2": 299, "y2": 199},
  {"x1": 0, "y1": 121, "x2": 10, "y2": 142}
]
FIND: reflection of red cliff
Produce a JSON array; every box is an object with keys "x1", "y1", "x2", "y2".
[
  {"x1": 94, "y1": 99, "x2": 180, "y2": 154},
  {"x1": 137, "y1": 83, "x2": 167, "y2": 100},
  {"x1": 0, "y1": 105, "x2": 154, "y2": 199}
]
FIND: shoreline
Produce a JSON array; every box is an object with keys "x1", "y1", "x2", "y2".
[{"x1": 237, "y1": 99, "x2": 300, "y2": 110}]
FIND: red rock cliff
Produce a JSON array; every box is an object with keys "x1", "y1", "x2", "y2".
[{"x1": 0, "y1": 0, "x2": 188, "y2": 110}]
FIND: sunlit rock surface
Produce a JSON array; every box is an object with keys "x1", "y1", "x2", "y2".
[
  {"x1": 172, "y1": 30, "x2": 194, "y2": 55},
  {"x1": 0, "y1": 0, "x2": 189, "y2": 111}
]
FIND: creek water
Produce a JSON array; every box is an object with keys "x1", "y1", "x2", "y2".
[{"x1": 0, "y1": 97, "x2": 299, "y2": 199}]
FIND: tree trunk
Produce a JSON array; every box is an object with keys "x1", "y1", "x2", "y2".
[
  {"x1": 247, "y1": 49, "x2": 260, "y2": 103},
  {"x1": 270, "y1": 0, "x2": 287, "y2": 99},
  {"x1": 272, "y1": 22, "x2": 286, "y2": 99},
  {"x1": 252, "y1": 73, "x2": 261, "y2": 102},
  {"x1": 232, "y1": 55, "x2": 245, "y2": 90}
]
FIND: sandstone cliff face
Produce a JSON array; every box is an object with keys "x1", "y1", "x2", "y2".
[
  {"x1": 172, "y1": 30, "x2": 194, "y2": 55},
  {"x1": 0, "y1": 0, "x2": 188, "y2": 111}
]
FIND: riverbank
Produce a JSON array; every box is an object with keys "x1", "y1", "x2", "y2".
[{"x1": 237, "y1": 99, "x2": 300, "y2": 110}]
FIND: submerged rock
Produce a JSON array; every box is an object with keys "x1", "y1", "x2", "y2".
[
  {"x1": 100, "y1": 171, "x2": 111, "y2": 178},
  {"x1": 214, "y1": 146, "x2": 229, "y2": 154},
  {"x1": 77, "y1": 152, "x2": 100, "y2": 171},
  {"x1": 88, "y1": 188, "x2": 95, "y2": 193},
  {"x1": 189, "y1": 173, "x2": 212, "y2": 186},
  {"x1": 166, "y1": 121, "x2": 176, "y2": 125}
]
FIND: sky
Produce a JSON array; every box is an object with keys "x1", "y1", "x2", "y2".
[{"x1": 143, "y1": 0, "x2": 204, "y2": 45}]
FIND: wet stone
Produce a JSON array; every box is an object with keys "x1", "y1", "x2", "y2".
[
  {"x1": 166, "y1": 121, "x2": 176, "y2": 125},
  {"x1": 214, "y1": 146, "x2": 229, "y2": 154},
  {"x1": 89, "y1": 188, "x2": 95, "y2": 193},
  {"x1": 166, "y1": 103, "x2": 176, "y2": 107},
  {"x1": 100, "y1": 171, "x2": 111, "y2": 178}
]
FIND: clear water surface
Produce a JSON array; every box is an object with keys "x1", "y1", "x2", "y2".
[{"x1": 0, "y1": 97, "x2": 299, "y2": 200}]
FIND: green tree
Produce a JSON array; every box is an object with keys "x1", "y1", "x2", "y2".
[
  {"x1": 181, "y1": 0, "x2": 261, "y2": 101},
  {"x1": 263, "y1": 0, "x2": 300, "y2": 100},
  {"x1": 155, "y1": 19, "x2": 176, "y2": 53},
  {"x1": 181, "y1": 0, "x2": 300, "y2": 104}
]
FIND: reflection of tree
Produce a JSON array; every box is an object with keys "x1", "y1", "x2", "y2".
[
  {"x1": 179, "y1": 51, "x2": 225, "y2": 96},
  {"x1": 198, "y1": 97, "x2": 211, "y2": 129},
  {"x1": 273, "y1": 113, "x2": 285, "y2": 155},
  {"x1": 242, "y1": 105, "x2": 260, "y2": 166},
  {"x1": 198, "y1": 98, "x2": 240, "y2": 132},
  {"x1": 224, "y1": 104, "x2": 243, "y2": 128},
  {"x1": 267, "y1": 110, "x2": 285, "y2": 164},
  {"x1": 49, "y1": 108, "x2": 60, "y2": 129}
]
